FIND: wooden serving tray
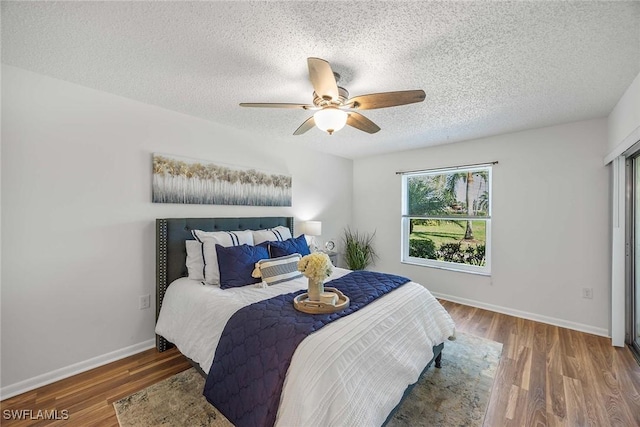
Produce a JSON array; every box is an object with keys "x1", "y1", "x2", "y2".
[{"x1": 293, "y1": 287, "x2": 350, "y2": 314}]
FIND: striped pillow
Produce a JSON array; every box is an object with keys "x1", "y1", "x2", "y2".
[
  {"x1": 252, "y1": 226, "x2": 293, "y2": 245},
  {"x1": 253, "y1": 254, "x2": 303, "y2": 286}
]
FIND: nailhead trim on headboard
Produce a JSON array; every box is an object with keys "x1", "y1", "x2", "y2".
[{"x1": 156, "y1": 219, "x2": 169, "y2": 352}]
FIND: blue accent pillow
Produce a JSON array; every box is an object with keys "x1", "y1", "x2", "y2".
[
  {"x1": 269, "y1": 234, "x2": 311, "y2": 258},
  {"x1": 216, "y1": 244, "x2": 269, "y2": 289}
]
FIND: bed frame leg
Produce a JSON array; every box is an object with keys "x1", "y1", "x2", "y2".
[
  {"x1": 156, "y1": 334, "x2": 172, "y2": 352},
  {"x1": 435, "y1": 351, "x2": 442, "y2": 369}
]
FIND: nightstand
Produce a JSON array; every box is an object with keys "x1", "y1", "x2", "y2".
[{"x1": 322, "y1": 251, "x2": 338, "y2": 267}]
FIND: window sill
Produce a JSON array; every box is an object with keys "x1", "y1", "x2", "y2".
[{"x1": 401, "y1": 260, "x2": 491, "y2": 276}]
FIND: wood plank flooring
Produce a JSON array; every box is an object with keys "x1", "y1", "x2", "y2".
[
  {"x1": 0, "y1": 347, "x2": 191, "y2": 426},
  {"x1": 439, "y1": 300, "x2": 640, "y2": 427},
  {"x1": 1, "y1": 300, "x2": 639, "y2": 426}
]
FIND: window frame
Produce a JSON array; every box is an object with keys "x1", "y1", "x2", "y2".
[{"x1": 401, "y1": 165, "x2": 492, "y2": 275}]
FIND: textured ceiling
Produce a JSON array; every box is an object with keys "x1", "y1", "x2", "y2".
[{"x1": 2, "y1": 1, "x2": 639, "y2": 159}]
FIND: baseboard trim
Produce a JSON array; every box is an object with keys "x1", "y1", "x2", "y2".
[
  {"x1": 432, "y1": 292, "x2": 610, "y2": 338},
  {"x1": 0, "y1": 339, "x2": 155, "y2": 401}
]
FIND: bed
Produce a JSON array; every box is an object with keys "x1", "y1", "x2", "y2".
[{"x1": 155, "y1": 217, "x2": 455, "y2": 427}]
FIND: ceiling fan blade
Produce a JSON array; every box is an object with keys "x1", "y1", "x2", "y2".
[
  {"x1": 347, "y1": 112, "x2": 381, "y2": 134},
  {"x1": 293, "y1": 116, "x2": 316, "y2": 135},
  {"x1": 307, "y1": 57, "x2": 339, "y2": 102},
  {"x1": 348, "y1": 90, "x2": 426, "y2": 110},
  {"x1": 240, "y1": 103, "x2": 313, "y2": 109}
]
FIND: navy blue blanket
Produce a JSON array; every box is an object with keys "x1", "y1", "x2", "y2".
[{"x1": 203, "y1": 270, "x2": 410, "y2": 427}]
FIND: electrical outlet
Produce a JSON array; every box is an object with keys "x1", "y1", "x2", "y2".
[
  {"x1": 582, "y1": 288, "x2": 593, "y2": 299},
  {"x1": 139, "y1": 294, "x2": 151, "y2": 310}
]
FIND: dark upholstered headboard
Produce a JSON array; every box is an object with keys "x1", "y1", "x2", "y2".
[{"x1": 155, "y1": 217, "x2": 294, "y2": 351}]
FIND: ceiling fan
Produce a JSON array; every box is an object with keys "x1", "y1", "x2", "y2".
[{"x1": 240, "y1": 57, "x2": 426, "y2": 136}]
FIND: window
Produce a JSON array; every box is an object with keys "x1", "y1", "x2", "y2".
[{"x1": 401, "y1": 165, "x2": 492, "y2": 275}]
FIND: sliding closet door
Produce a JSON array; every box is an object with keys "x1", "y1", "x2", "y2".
[{"x1": 633, "y1": 157, "x2": 640, "y2": 357}]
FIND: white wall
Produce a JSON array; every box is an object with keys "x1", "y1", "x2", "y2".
[
  {"x1": 0, "y1": 65, "x2": 353, "y2": 394},
  {"x1": 607, "y1": 71, "x2": 640, "y2": 159},
  {"x1": 353, "y1": 119, "x2": 610, "y2": 335}
]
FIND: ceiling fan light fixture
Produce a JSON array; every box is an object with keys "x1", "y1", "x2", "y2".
[
  {"x1": 313, "y1": 107, "x2": 348, "y2": 135},
  {"x1": 241, "y1": 58, "x2": 425, "y2": 136}
]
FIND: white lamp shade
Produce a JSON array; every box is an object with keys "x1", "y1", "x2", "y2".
[
  {"x1": 314, "y1": 108, "x2": 347, "y2": 134},
  {"x1": 305, "y1": 221, "x2": 322, "y2": 236}
]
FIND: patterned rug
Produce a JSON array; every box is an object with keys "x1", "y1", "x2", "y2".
[{"x1": 114, "y1": 333, "x2": 502, "y2": 427}]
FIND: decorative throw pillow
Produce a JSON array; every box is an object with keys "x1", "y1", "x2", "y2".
[
  {"x1": 191, "y1": 229, "x2": 254, "y2": 285},
  {"x1": 269, "y1": 234, "x2": 311, "y2": 258},
  {"x1": 191, "y1": 229, "x2": 254, "y2": 245},
  {"x1": 216, "y1": 243, "x2": 270, "y2": 289},
  {"x1": 252, "y1": 226, "x2": 293, "y2": 245},
  {"x1": 185, "y1": 240, "x2": 205, "y2": 281},
  {"x1": 252, "y1": 254, "x2": 303, "y2": 286}
]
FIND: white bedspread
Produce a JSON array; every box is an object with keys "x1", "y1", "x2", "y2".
[{"x1": 155, "y1": 268, "x2": 455, "y2": 427}]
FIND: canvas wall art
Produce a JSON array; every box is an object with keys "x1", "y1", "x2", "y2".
[{"x1": 152, "y1": 153, "x2": 292, "y2": 206}]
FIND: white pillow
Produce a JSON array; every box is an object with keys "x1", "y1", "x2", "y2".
[
  {"x1": 185, "y1": 240, "x2": 205, "y2": 281},
  {"x1": 252, "y1": 253, "x2": 303, "y2": 286},
  {"x1": 192, "y1": 229, "x2": 254, "y2": 285},
  {"x1": 252, "y1": 226, "x2": 293, "y2": 245}
]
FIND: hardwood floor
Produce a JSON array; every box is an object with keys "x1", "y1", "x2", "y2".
[
  {"x1": 0, "y1": 347, "x2": 191, "y2": 426},
  {"x1": 1, "y1": 301, "x2": 639, "y2": 426},
  {"x1": 439, "y1": 300, "x2": 640, "y2": 427}
]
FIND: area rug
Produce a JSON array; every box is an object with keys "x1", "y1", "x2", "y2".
[{"x1": 114, "y1": 333, "x2": 502, "y2": 427}]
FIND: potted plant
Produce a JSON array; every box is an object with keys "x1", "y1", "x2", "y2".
[{"x1": 342, "y1": 227, "x2": 378, "y2": 270}]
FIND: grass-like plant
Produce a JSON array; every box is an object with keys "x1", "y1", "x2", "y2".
[{"x1": 342, "y1": 227, "x2": 378, "y2": 270}]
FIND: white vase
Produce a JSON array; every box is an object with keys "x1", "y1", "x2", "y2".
[{"x1": 307, "y1": 278, "x2": 324, "y2": 302}]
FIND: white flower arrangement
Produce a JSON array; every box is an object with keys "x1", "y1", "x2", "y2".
[{"x1": 298, "y1": 252, "x2": 333, "y2": 283}]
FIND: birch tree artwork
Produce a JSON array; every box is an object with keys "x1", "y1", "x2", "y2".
[{"x1": 152, "y1": 154, "x2": 292, "y2": 206}]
